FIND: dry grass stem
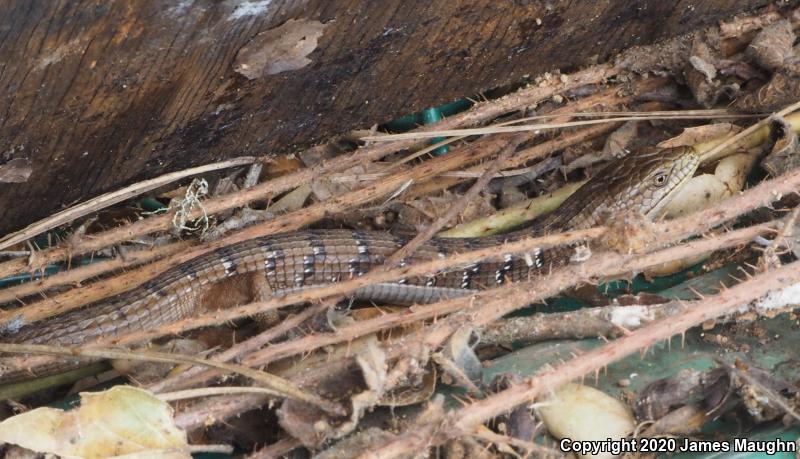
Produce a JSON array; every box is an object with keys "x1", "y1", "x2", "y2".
[
  {"x1": 0, "y1": 343, "x2": 344, "y2": 415},
  {"x1": 0, "y1": 157, "x2": 256, "y2": 252},
  {"x1": 362, "y1": 113, "x2": 761, "y2": 142},
  {"x1": 158, "y1": 386, "x2": 290, "y2": 403},
  {"x1": 245, "y1": 437, "x2": 303, "y2": 459}
]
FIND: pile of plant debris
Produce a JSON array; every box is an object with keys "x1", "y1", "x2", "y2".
[{"x1": 1, "y1": 5, "x2": 800, "y2": 459}]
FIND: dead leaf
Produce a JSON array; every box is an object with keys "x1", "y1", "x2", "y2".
[
  {"x1": 234, "y1": 19, "x2": 326, "y2": 79},
  {"x1": 735, "y1": 56, "x2": 800, "y2": 112},
  {"x1": 0, "y1": 386, "x2": 190, "y2": 458},
  {"x1": 634, "y1": 369, "x2": 707, "y2": 420},
  {"x1": 563, "y1": 122, "x2": 638, "y2": 174},
  {"x1": 746, "y1": 19, "x2": 795, "y2": 72},
  {"x1": 488, "y1": 374, "x2": 537, "y2": 443},
  {"x1": 278, "y1": 342, "x2": 388, "y2": 448},
  {"x1": 761, "y1": 116, "x2": 800, "y2": 177},
  {"x1": 441, "y1": 326, "x2": 482, "y2": 385},
  {"x1": 0, "y1": 158, "x2": 32, "y2": 183},
  {"x1": 657, "y1": 123, "x2": 742, "y2": 148},
  {"x1": 641, "y1": 405, "x2": 709, "y2": 436},
  {"x1": 685, "y1": 35, "x2": 742, "y2": 107}
]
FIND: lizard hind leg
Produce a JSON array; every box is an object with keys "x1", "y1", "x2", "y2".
[{"x1": 250, "y1": 272, "x2": 281, "y2": 328}]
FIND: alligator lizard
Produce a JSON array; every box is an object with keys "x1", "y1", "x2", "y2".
[{"x1": 0, "y1": 147, "x2": 700, "y2": 383}]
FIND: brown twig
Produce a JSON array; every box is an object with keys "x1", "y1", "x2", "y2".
[
  {"x1": 0, "y1": 240, "x2": 191, "y2": 305},
  {"x1": 245, "y1": 437, "x2": 303, "y2": 459},
  {"x1": 480, "y1": 300, "x2": 692, "y2": 347},
  {"x1": 718, "y1": 7, "x2": 797, "y2": 38}
]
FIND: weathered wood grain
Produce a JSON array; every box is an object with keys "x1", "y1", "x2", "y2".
[{"x1": 0, "y1": 0, "x2": 781, "y2": 234}]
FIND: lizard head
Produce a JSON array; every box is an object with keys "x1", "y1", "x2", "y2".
[
  {"x1": 544, "y1": 146, "x2": 701, "y2": 230},
  {"x1": 619, "y1": 146, "x2": 702, "y2": 219}
]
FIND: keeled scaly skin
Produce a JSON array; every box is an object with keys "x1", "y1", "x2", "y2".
[{"x1": 0, "y1": 147, "x2": 700, "y2": 383}]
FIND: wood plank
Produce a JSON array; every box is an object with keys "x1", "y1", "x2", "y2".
[{"x1": 0, "y1": 0, "x2": 779, "y2": 234}]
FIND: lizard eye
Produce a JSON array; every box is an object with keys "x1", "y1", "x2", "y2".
[{"x1": 652, "y1": 172, "x2": 668, "y2": 187}]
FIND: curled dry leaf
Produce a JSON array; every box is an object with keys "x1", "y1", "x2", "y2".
[
  {"x1": 634, "y1": 369, "x2": 706, "y2": 420},
  {"x1": 640, "y1": 404, "x2": 710, "y2": 437},
  {"x1": 0, "y1": 385, "x2": 190, "y2": 458},
  {"x1": 656, "y1": 123, "x2": 742, "y2": 149},
  {"x1": 685, "y1": 37, "x2": 737, "y2": 108},
  {"x1": 563, "y1": 122, "x2": 638, "y2": 174},
  {"x1": 278, "y1": 342, "x2": 388, "y2": 448},
  {"x1": 761, "y1": 116, "x2": 800, "y2": 177},
  {"x1": 735, "y1": 57, "x2": 800, "y2": 112},
  {"x1": 441, "y1": 326, "x2": 482, "y2": 385},
  {"x1": 746, "y1": 19, "x2": 795, "y2": 72},
  {"x1": 234, "y1": 19, "x2": 327, "y2": 79},
  {"x1": 488, "y1": 374, "x2": 537, "y2": 443}
]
